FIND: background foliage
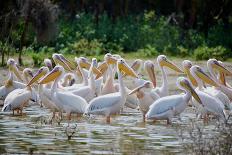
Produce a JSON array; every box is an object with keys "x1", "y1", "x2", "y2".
[{"x1": 0, "y1": 0, "x2": 232, "y2": 66}]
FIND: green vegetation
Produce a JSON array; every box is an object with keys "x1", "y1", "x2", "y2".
[{"x1": 1, "y1": 1, "x2": 232, "y2": 66}]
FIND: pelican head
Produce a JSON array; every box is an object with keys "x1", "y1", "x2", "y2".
[
  {"x1": 144, "y1": 60, "x2": 156, "y2": 87},
  {"x1": 157, "y1": 55, "x2": 183, "y2": 73},
  {"x1": 44, "y1": 59, "x2": 53, "y2": 71},
  {"x1": 38, "y1": 66, "x2": 64, "y2": 84},
  {"x1": 182, "y1": 60, "x2": 197, "y2": 87},
  {"x1": 129, "y1": 81, "x2": 152, "y2": 95},
  {"x1": 78, "y1": 57, "x2": 90, "y2": 69},
  {"x1": 207, "y1": 59, "x2": 232, "y2": 75},
  {"x1": 104, "y1": 53, "x2": 117, "y2": 65},
  {"x1": 52, "y1": 53, "x2": 71, "y2": 71},
  {"x1": 117, "y1": 59, "x2": 138, "y2": 78},
  {"x1": 92, "y1": 58, "x2": 98, "y2": 68},
  {"x1": 131, "y1": 59, "x2": 143, "y2": 72},
  {"x1": 177, "y1": 77, "x2": 202, "y2": 105},
  {"x1": 58, "y1": 54, "x2": 76, "y2": 70},
  {"x1": 27, "y1": 67, "x2": 49, "y2": 86},
  {"x1": 7, "y1": 58, "x2": 23, "y2": 81},
  {"x1": 190, "y1": 65, "x2": 218, "y2": 87},
  {"x1": 23, "y1": 68, "x2": 34, "y2": 82}
]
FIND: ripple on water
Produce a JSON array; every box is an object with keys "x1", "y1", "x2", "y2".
[{"x1": 0, "y1": 101, "x2": 217, "y2": 155}]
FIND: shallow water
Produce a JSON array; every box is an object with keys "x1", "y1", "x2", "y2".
[
  {"x1": 0, "y1": 62, "x2": 231, "y2": 155},
  {"x1": 0, "y1": 104, "x2": 196, "y2": 155}
]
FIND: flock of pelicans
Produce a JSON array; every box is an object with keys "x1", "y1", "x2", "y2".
[{"x1": 0, "y1": 53, "x2": 232, "y2": 125}]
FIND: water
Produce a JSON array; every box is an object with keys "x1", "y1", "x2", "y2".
[
  {"x1": 0, "y1": 63, "x2": 230, "y2": 155},
  {"x1": 0, "y1": 104, "x2": 190, "y2": 154}
]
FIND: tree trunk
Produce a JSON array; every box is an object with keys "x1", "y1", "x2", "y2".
[
  {"x1": 1, "y1": 49, "x2": 5, "y2": 66},
  {"x1": 19, "y1": 18, "x2": 29, "y2": 66}
]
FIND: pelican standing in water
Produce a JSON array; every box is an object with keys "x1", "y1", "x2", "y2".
[
  {"x1": 146, "y1": 77, "x2": 202, "y2": 124},
  {"x1": 129, "y1": 81, "x2": 160, "y2": 121},
  {"x1": 150, "y1": 55, "x2": 183, "y2": 98},
  {"x1": 85, "y1": 59, "x2": 138, "y2": 123},
  {"x1": 190, "y1": 65, "x2": 226, "y2": 122},
  {"x1": 0, "y1": 59, "x2": 25, "y2": 99},
  {"x1": 27, "y1": 66, "x2": 59, "y2": 118},
  {"x1": 38, "y1": 63, "x2": 88, "y2": 121}
]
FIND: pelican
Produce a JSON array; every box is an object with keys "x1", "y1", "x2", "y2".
[
  {"x1": 27, "y1": 66, "x2": 59, "y2": 117},
  {"x1": 202, "y1": 59, "x2": 231, "y2": 110},
  {"x1": 101, "y1": 54, "x2": 118, "y2": 95},
  {"x1": 38, "y1": 65, "x2": 88, "y2": 121},
  {"x1": 70, "y1": 58, "x2": 99, "y2": 102},
  {"x1": 217, "y1": 61, "x2": 231, "y2": 87},
  {"x1": 1, "y1": 66, "x2": 38, "y2": 114},
  {"x1": 0, "y1": 59, "x2": 25, "y2": 99},
  {"x1": 85, "y1": 59, "x2": 138, "y2": 123},
  {"x1": 206, "y1": 59, "x2": 232, "y2": 102},
  {"x1": 190, "y1": 65, "x2": 226, "y2": 122},
  {"x1": 150, "y1": 55, "x2": 183, "y2": 97},
  {"x1": 146, "y1": 77, "x2": 202, "y2": 124},
  {"x1": 129, "y1": 81, "x2": 160, "y2": 121},
  {"x1": 44, "y1": 58, "x2": 53, "y2": 71},
  {"x1": 60, "y1": 73, "x2": 75, "y2": 87},
  {"x1": 182, "y1": 60, "x2": 198, "y2": 87},
  {"x1": 100, "y1": 55, "x2": 139, "y2": 109}
]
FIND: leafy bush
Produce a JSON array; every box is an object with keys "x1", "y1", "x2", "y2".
[
  {"x1": 70, "y1": 39, "x2": 103, "y2": 56},
  {"x1": 137, "y1": 44, "x2": 158, "y2": 57},
  {"x1": 194, "y1": 45, "x2": 231, "y2": 61}
]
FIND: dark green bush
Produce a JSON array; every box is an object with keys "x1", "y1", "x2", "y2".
[{"x1": 194, "y1": 45, "x2": 231, "y2": 61}]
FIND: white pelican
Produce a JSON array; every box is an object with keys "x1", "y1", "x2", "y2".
[
  {"x1": 190, "y1": 65, "x2": 226, "y2": 122},
  {"x1": 38, "y1": 65, "x2": 88, "y2": 121},
  {"x1": 70, "y1": 58, "x2": 99, "y2": 102},
  {"x1": 182, "y1": 60, "x2": 198, "y2": 87},
  {"x1": 85, "y1": 59, "x2": 138, "y2": 123},
  {"x1": 100, "y1": 55, "x2": 139, "y2": 109},
  {"x1": 0, "y1": 59, "x2": 25, "y2": 99},
  {"x1": 2, "y1": 86, "x2": 36, "y2": 115},
  {"x1": 151, "y1": 55, "x2": 183, "y2": 97},
  {"x1": 101, "y1": 54, "x2": 118, "y2": 95},
  {"x1": 146, "y1": 77, "x2": 202, "y2": 124},
  {"x1": 1, "y1": 66, "x2": 38, "y2": 114},
  {"x1": 27, "y1": 66, "x2": 59, "y2": 117},
  {"x1": 206, "y1": 59, "x2": 232, "y2": 102},
  {"x1": 202, "y1": 59, "x2": 231, "y2": 110},
  {"x1": 129, "y1": 81, "x2": 160, "y2": 121},
  {"x1": 44, "y1": 58, "x2": 53, "y2": 71}
]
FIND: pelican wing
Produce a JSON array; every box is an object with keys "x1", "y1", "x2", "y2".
[
  {"x1": 2, "y1": 89, "x2": 31, "y2": 111},
  {"x1": 56, "y1": 91, "x2": 87, "y2": 113},
  {"x1": 148, "y1": 95, "x2": 184, "y2": 116},
  {"x1": 87, "y1": 92, "x2": 120, "y2": 113}
]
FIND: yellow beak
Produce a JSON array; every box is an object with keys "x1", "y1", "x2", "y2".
[
  {"x1": 130, "y1": 59, "x2": 142, "y2": 72},
  {"x1": 181, "y1": 81, "x2": 203, "y2": 105},
  {"x1": 129, "y1": 82, "x2": 151, "y2": 95},
  {"x1": 59, "y1": 55, "x2": 76, "y2": 70},
  {"x1": 118, "y1": 62, "x2": 138, "y2": 78},
  {"x1": 27, "y1": 68, "x2": 47, "y2": 86},
  {"x1": 145, "y1": 63, "x2": 156, "y2": 88},
  {"x1": 212, "y1": 62, "x2": 232, "y2": 76},
  {"x1": 219, "y1": 72, "x2": 226, "y2": 86},
  {"x1": 184, "y1": 68, "x2": 198, "y2": 87},
  {"x1": 38, "y1": 69, "x2": 61, "y2": 84},
  {"x1": 160, "y1": 59, "x2": 183, "y2": 73},
  {"x1": 95, "y1": 62, "x2": 108, "y2": 80},
  {"x1": 196, "y1": 69, "x2": 218, "y2": 87},
  {"x1": 79, "y1": 60, "x2": 102, "y2": 76},
  {"x1": 53, "y1": 55, "x2": 72, "y2": 72},
  {"x1": 106, "y1": 57, "x2": 117, "y2": 65}
]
